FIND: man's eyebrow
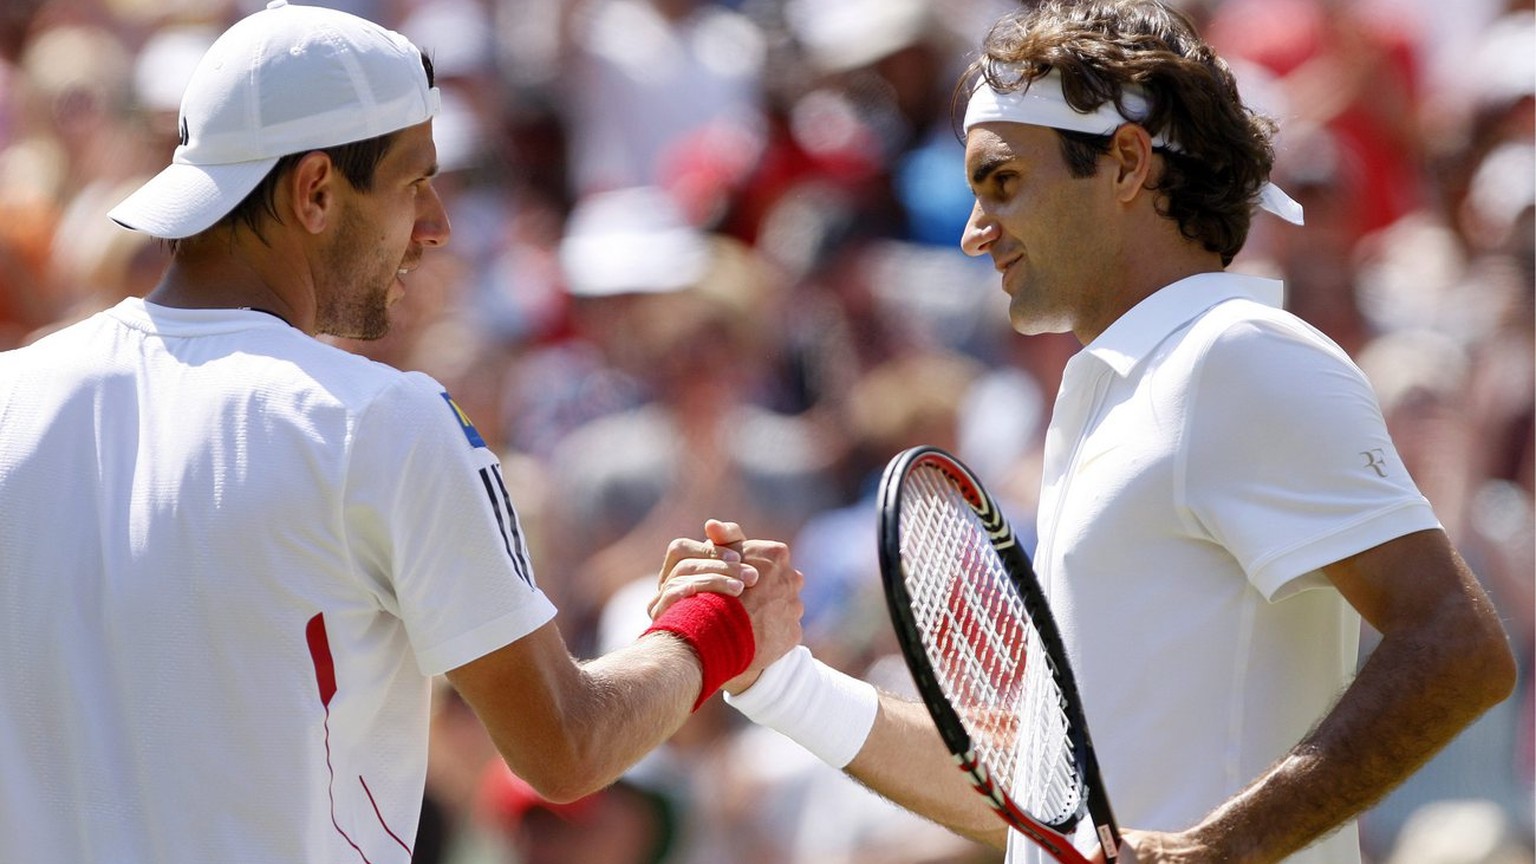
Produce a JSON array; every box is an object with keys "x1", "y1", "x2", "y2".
[{"x1": 969, "y1": 155, "x2": 1010, "y2": 188}]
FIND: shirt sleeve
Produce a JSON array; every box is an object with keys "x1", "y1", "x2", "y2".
[
  {"x1": 344, "y1": 372, "x2": 557, "y2": 676},
  {"x1": 1179, "y1": 313, "x2": 1441, "y2": 601}
]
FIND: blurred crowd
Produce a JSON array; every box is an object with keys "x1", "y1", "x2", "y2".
[{"x1": 1, "y1": 0, "x2": 1531, "y2": 861}]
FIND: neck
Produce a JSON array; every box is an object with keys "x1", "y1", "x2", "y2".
[
  {"x1": 1073, "y1": 228, "x2": 1225, "y2": 345},
  {"x1": 146, "y1": 227, "x2": 317, "y2": 334}
]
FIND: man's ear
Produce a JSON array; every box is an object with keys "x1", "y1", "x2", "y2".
[
  {"x1": 285, "y1": 151, "x2": 338, "y2": 235},
  {"x1": 1107, "y1": 123, "x2": 1156, "y2": 205}
]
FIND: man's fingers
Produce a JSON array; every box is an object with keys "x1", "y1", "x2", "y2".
[
  {"x1": 652, "y1": 523, "x2": 777, "y2": 622},
  {"x1": 648, "y1": 568, "x2": 754, "y2": 618},
  {"x1": 704, "y1": 519, "x2": 746, "y2": 548},
  {"x1": 658, "y1": 537, "x2": 743, "y2": 587},
  {"x1": 729, "y1": 548, "x2": 758, "y2": 586}
]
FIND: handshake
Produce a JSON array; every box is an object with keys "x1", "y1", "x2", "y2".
[{"x1": 644, "y1": 518, "x2": 879, "y2": 768}]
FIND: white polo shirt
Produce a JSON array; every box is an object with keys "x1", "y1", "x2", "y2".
[
  {"x1": 0, "y1": 299, "x2": 556, "y2": 863},
  {"x1": 1013, "y1": 273, "x2": 1439, "y2": 863}
]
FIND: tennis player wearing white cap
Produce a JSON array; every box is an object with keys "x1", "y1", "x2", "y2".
[
  {"x1": 0, "y1": 3, "x2": 803, "y2": 861},
  {"x1": 718, "y1": 2, "x2": 1516, "y2": 862}
]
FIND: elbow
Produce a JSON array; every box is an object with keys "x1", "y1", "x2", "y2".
[
  {"x1": 496, "y1": 732, "x2": 616, "y2": 804},
  {"x1": 521, "y1": 776, "x2": 601, "y2": 806},
  {"x1": 1476, "y1": 627, "x2": 1519, "y2": 710},
  {"x1": 504, "y1": 747, "x2": 611, "y2": 805},
  {"x1": 1457, "y1": 606, "x2": 1520, "y2": 713},
  {"x1": 535, "y1": 765, "x2": 618, "y2": 805},
  {"x1": 504, "y1": 767, "x2": 606, "y2": 806}
]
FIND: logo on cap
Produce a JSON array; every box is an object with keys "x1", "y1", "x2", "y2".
[{"x1": 179, "y1": 117, "x2": 189, "y2": 147}]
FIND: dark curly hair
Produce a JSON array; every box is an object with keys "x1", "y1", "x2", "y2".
[{"x1": 957, "y1": 0, "x2": 1276, "y2": 265}]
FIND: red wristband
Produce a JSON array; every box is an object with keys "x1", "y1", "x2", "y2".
[{"x1": 644, "y1": 592, "x2": 755, "y2": 711}]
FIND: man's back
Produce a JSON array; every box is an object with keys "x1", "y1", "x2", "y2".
[{"x1": 0, "y1": 298, "x2": 554, "y2": 862}]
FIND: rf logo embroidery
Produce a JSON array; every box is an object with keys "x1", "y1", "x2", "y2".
[{"x1": 1361, "y1": 448, "x2": 1388, "y2": 478}]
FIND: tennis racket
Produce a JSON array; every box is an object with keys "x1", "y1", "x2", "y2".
[{"x1": 877, "y1": 445, "x2": 1120, "y2": 864}]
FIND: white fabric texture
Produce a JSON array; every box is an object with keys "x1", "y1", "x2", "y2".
[
  {"x1": 0, "y1": 299, "x2": 555, "y2": 863},
  {"x1": 963, "y1": 70, "x2": 1174, "y2": 147},
  {"x1": 725, "y1": 645, "x2": 880, "y2": 769},
  {"x1": 1010, "y1": 273, "x2": 1438, "y2": 864}
]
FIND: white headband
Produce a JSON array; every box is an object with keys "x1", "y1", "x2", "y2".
[{"x1": 964, "y1": 70, "x2": 1304, "y2": 225}]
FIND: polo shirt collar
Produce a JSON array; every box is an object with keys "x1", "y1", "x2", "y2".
[{"x1": 1081, "y1": 271, "x2": 1285, "y2": 377}]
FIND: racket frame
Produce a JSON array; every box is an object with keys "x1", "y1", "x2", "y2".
[{"x1": 877, "y1": 445, "x2": 1120, "y2": 864}]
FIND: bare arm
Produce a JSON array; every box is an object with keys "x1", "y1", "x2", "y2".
[
  {"x1": 448, "y1": 523, "x2": 803, "y2": 803},
  {"x1": 445, "y1": 620, "x2": 696, "y2": 802},
  {"x1": 845, "y1": 693, "x2": 1012, "y2": 849},
  {"x1": 1118, "y1": 529, "x2": 1518, "y2": 862}
]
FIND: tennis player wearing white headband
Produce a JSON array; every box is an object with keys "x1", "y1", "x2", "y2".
[
  {"x1": 720, "y1": 2, "x2": 1515, "y2": 863},
  {"x1": 961, "y1": 67, "x2": 1305, "y2": 227},
  {"x1": 0, "y1": 2, "x2": 805, "y2": 861}
]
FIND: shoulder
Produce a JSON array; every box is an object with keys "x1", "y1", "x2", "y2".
[
  {"x1": 219, "y1": 337, "x2": 470, "y2": 457},
  {"x1": 1192, "y1": 298, "x2": 1347, "y2": 358},
  {"x1": 268, "y1": 339, "x2": 450, "y2": 419},
  {"x1": 347, "y1": 367, "x2": 472, "y2": 443},
  {"x1": 1159, "y1": 298, "x2": 1384, "y2": 442},
  {"x1": 1169, "y1": 298, "x2": 1361, "y2": 388},
  {"x1": 0, "y1": 307, "x2": 136, "y2": 396},
  {"x1": 3, "y1": 307, "x2": 116, "y2": 356}
]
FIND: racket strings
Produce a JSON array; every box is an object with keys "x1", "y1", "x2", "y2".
[{"x1": 900, "y1": 467, "x2": 1084, "y2": 828}]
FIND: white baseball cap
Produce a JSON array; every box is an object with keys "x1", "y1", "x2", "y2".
[{"x1": 109, "y1": 0, "x2": 440, "y2": 239}]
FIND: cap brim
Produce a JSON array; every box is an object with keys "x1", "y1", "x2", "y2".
[{"x1": 108, "y1": 157, "x2": 279, "y2": 239}]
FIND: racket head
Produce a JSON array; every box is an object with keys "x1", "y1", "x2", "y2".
[{"x1": 877, "y1": 445, "x2": 1118, "y2": 863}]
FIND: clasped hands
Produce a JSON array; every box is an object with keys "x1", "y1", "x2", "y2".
[{"x1": 652, "y1": 519, "x2": 804, "y2": 694}]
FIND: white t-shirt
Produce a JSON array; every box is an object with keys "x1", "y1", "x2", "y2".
[
  {"x1": 0, "y1": 299, "x2": 556, "y2": 863},
  {"x1": 1013, "y1": 273, "x2": 1440, "y2": 863}
]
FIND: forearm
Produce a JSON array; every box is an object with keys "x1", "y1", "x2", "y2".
[
  {"x1": 454, "y1": 526, "x2": 784, "y2": 803},
  {"x1": 449, "y1": 624, "x2": 704, "y2": 803},
  {"x1": 1186, "y1": 600, "x2": 1516, "y2": 861},
  {"x1": 846, "y1": 694, "x2": 1010, "y2": 848},
  {"x1": 549, "y1": 634, "x2": 702, "y2": 794},
  {"x1": 724, "y1": 647, "x2": 1006, "y2": 848}
]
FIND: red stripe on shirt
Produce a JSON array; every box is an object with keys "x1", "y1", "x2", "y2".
[{"x1": 306, "y1": 613, "x2": 337, "y2": 707}]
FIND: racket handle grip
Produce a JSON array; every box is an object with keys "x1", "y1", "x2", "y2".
[{"x1": 724, "y1": 645, "x2": 879, "y2": 768}]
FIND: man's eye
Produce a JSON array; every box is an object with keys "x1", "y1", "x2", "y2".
[{"x1": 984, "y1": 173, "x2": 1016, "y2": 199}]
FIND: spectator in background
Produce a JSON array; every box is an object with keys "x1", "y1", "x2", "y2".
[
  {"x1": 0, "y1": 22, "x2": 133, "y2": 340},
  {"x1": 557, "y1": 0, "x2": 769, "y2": 200},
  {"x1": 1206, "y1": 0, "x2": 1428, "y2": 243},
  {"x1": 534, "y1": 184, "x2": 837, "y2": 623},
  {"x1": 476, "y1": 762, "x2": 677, "y2": 864}
]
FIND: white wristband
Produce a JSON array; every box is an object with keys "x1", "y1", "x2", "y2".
[{"x1": 723, "y1": 645, "x2": 879, "y2": 769}]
